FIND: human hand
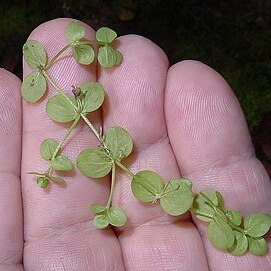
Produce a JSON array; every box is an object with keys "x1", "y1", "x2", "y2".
[{"x1": 0, "y1": 18, "x2": 270, "y2": 271}]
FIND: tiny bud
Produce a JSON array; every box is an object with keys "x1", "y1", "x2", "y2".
[
  {"x1": 37, "y1": 177, "x2": 49, "y2": 188},
  {"x1": 72, "y1": 85, "x2": 81, "y2": 99}
]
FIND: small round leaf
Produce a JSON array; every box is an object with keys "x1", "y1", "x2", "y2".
[
  {"x1": 23, "y1": 40, "x2": 47, "y2": 68},
  {"x1": 91, "y1": 204, "x2": 106, "y2": 214},
  {"x1": 160, "y1": 179, "x2": 193, "y2": 216},
  {"x1": 228, "y1": 231, "x2": 248, "y2": 256},
  {"x1": 207, "y1": 218, "x2": 235, "y2": 250},
  {"x1": 131, "y1": 170, "x2": 164, "y2": 203},
  {"x1": 248, "y1": 236, "x2": 268, "y2": 256},
  {"x1": 98, "y1": 45, "x2": 117, "y2": 68},
  {"x1": 21, "y1": 71, "x2": 47, "y2": 103},
  {"x1": 103, "y1": 126, "x2": 133, "y2": 161},
  {"x1": 65, "y1": 21, "x2": 85, "y2": 43},
  {"x1": 114, "y1": 50, "x2": 123, "y2": 66},
  {"x1": 73, "y1": 44, "x2": 95, "y2": 65},
  {"x1": 225, "y1": 210, "x2": 242, "y2": 227},
  {"x1": 96, "y1": 27, "x2": 117, "y2": 43},
  {"x1": 193, "y1": 194, "x2": 216, "y2": 223},
  {"x1": 40, "y1": 139, "x2": 59, "y2": 160},
  {"x1": 244, "y1": 213, "x2": 271, "y2": 238},
  {"x1": 94, "y1": 214, "x2": 109, "y2": 230},
  {"x1": 107, "y1": 207, "x2": 127, "y2": 227},
  {"x1": 46, "y1": 94, "x2": 77, "y2": 123},
  {"x1": 200, "y1": 190, "x2": 223, "y2": 207},
  {"x1": 50, "y1": 176, "x2": 66, "y2": 184},
  {"x1": 81, "y1": 82, "x2": 105, "y2": 114},
  {"x1": 37, "y1": 177, "x2": 49, "y2": 189},
  {"x1": 76, "y1": 147, "x2": 112, "y2": 178},
  {"x1": 51, "y1": 155, "x2": 73, "y2": 171}
]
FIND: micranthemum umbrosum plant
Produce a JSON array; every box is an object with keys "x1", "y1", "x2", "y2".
[{"x1": 22, "y1": 21, "x2": 271, "y2": 257}]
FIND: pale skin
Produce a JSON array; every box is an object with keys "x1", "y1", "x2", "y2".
[{"x1": 0, "y1": 18, "x2": 270, "y2": 271}]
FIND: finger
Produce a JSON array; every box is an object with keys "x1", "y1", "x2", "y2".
[
  {"x1": 0, "y1": 69, "x2": 23, "y2": 271},
  {"x1": 99, "y1": 36, "x2": 209, "y2": 270},
  {"x1": 165, "y1": 60, "x2": 271, "y2": 270},
  {"x1": 22, "y1": 19, "x2": 124, "y2": 270}
]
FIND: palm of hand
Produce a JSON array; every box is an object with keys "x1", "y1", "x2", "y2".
[{"x1": 0, "y1": 18, "x2": 270, "y2": 271}]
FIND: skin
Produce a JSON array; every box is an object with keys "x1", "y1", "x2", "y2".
[{"x1": 0, "y1": 18, "x2": 270, "y2": 271}]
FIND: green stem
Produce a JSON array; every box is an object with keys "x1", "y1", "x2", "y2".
[
  {"x1": 106, "y1": 163, "x2": 116, "y2": 209},
  {"x1": 190, "y1": 209, "x2": 215, "y2": 219},
  {"x1": 42, "y1": 70, "x2": 77, "y2": 111},
  {"x1": 227, "y1": 220, "x2": 245, "y2": 233},
  {"x1": 46, "y1": 115, "x2": 81, "y2": 176},
  {"x1": 45, "y1": 44, "x2": 72, "y2": 70},
  {"x1": 80, "y1": 114, "x2": 102, "y2": 142},
  {"x1": 78, "y1": 40, "x2": 106, "y2": 46},
  {"x1": 53, "y1": 116, "x2": 80, "y2": 158},
  {"x1": 115, "y1": 161, "x2": 135, "y2": 178},
  {"x1": 43, "y1": 70, "x2": 104, "y2": 144}
]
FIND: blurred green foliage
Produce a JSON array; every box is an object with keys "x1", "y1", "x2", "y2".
[{"x1": 0, "y1": 0, "x2": 270, "y2": 132}]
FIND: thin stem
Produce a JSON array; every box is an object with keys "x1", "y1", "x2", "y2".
[
  {"x1": 53, "y1": 116, "x2": 81, "y2": 158},
  {"x1": 227, "y1": 220, "x2": 245, "y2": 233},
  {"x1": 106, "y1": 163, "x2": 116, "y2": 209},
  {"x1": 80, "y1": 114, "x2": 102, "y2": 142},
  {"x1": 190, "y1": 209, "x2": 215, "y2": 219},
  {"x1": 78, "y1": 40, "x2": 106, "y2": 46},
  {"x1": 43, "y1": 70, "x2": 104, "y2": 144},
  {"x1": 42, "y1": 70, "x2": 78, "y2": 110},
  {"x1": 200, "y1": 192, "x2": 216, "y2": 207},
  {"x1": 115, "y1": 161, "x2": 135, "y2": 178},
  {"x1": 46, "y1": 115, "x2": 80, "y2": 176},
  {"x1": 45, "y1": 44, "x2": 72, "y2": 70}
]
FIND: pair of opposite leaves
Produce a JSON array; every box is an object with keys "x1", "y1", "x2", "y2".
[
  {"x1": 193, "y1": 190, "x2": 271, "y2": 256},
  {"x1": 21, "y1": 22, "x2": 121, "y2": 103}
]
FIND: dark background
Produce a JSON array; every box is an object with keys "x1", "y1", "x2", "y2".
[{"x1": 0, "y1": 0, "x2": 270, "y2": 174}]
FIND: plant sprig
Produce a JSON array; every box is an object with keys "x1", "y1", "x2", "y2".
[{"x1": 21, "y1": 20, "x2": 271, "y2": 256}]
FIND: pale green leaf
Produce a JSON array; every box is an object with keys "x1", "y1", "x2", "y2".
[
  {"x1": 51, "y1": 155, "x2": 73, "y2": 171},
  {"x1": 37, "y1": 177, "x2": 49, "y2": 188},
  {"x1": 94, "y1": 214, "x2": 109, "y2": 229},
  {"x1": 193, "y1": 193, "x2": 216, "y2": 222},
  {"x1": 244, "y1": 213, "x2": 271, "y2": 238},
  {"x1": 65, "y1": 21, "x2": 85, "y2": 43},
  {"x1": 73, "y1": 44, "x2": 94, "y2": 65},
  {"x1": 81, "y1": 82, "x2": 105, "y2": 114},
  {"x1": 114, "y1": 50, "x2": 123, "y2": 66},
  {"x1": 200, "y1": 190, "x2": 223, "y2": 207},
  {"x1": 248, "y1": 236, "x2": 268, "y2": 256},
  {"x1": 207, "y1": 218, "x2": 235, "y2": 250},
  {"x1": 96, "y1": 27, "x2": 117, "y2": 43},
  {"x1": 76, "y1": 147, "x2": 112, "y2": 178},
  {"x1": 46, "y1": 94, "x2": 77, "y2": 123},
  {"x1": 225, "y1": 210, "x2": 242, "y2": 226},
  {"x1": 21, "y1": 71, "x2": 47, "y2": 103},
  {"x1": 160, "y1": 179, "x2": 193, "y2": 216},
  {"x1": 49, "y1": 176, "x2": 66, "y2": 184},
  {"x1": 98, "y1": 45, "x2": 117, "y2": 68},
  {"x1": 228, "y1": 231, "x2": 248, "y2": 256},
  {"x1": 107, "y1": 207, "x2": 127, "y2": 227},
  {"x1": 40, "y1": 139, "x2": 59, "y2": 160},
  {"x1": 23, "y1": 40, "x2": 47, "y2": 68},
  {"x1": 131, "y1": 170, "x2": 164, "y2": 203},
  {"x1": 91, "y1": 204, "x2": 106, "y2": 214},
  {"x1": 103, "y1": 126, "x2": 133, "y2": 160}
]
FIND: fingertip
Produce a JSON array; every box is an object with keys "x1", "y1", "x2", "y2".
[
  {"x1": 0, "y1": 68, "x2": 21, "y2": 104},
  {"x1": 27, "y1": 18, "x2": 96, "y2": 40},
  {"x1": 165, "y1": 59, "x2": 253, "y2": 175},
  {"x1": 23, "y1": 18, "x2": 97, "y2": 77},
  {"x1": 167, "y1": 60, "x2": 234, "y2": 100},
  {"x1": 99, "y1": 33, "x2": 169, "y2": 146}
]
